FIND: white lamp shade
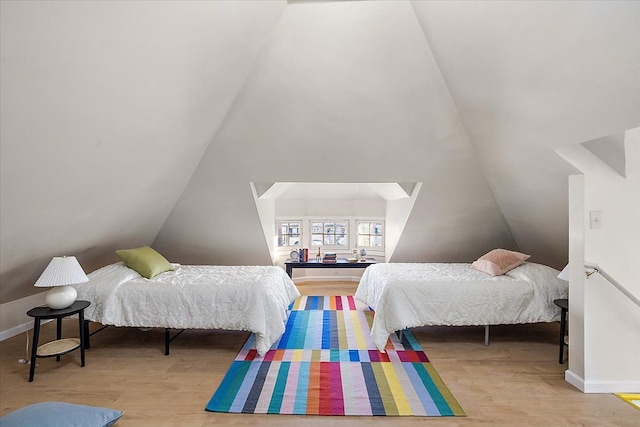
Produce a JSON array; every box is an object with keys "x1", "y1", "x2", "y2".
[
  {"x1": 557, "y1": 264, "x2": 570, "y2": 281},
  {"x1": 34, "y1": 256, "x2": 89, "y2": 288}
]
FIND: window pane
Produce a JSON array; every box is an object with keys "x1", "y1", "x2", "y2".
[
  {"x1": 358, "y1": 223, "x2": 369, "y2": 234},
  {"x1": 309, "y1": 219, "x2": 349, "y2": 247},
  {"x1": 277, "y1": 221, "x2": 302, "y2": 247},
  {"x1": 372, "y1": 223, "x2": 382, "y2": 235},
  {"x1": 371, "y1": 236, "x2": 382, "y2": 247},
  {"x1": 358, "y1": 235, "x2": 369, "y2": 247}
]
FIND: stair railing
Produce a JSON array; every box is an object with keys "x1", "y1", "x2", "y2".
[{"x1": 585, "y1": 263, "x2": 640, "y2": 309}]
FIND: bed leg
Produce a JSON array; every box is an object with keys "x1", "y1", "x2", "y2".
[
  {"x1": 484, "y1": 325, "x2": 490, "y2": 346},
  {"x1": 84, "y1": 320, "x2": 91, "y2": 349},
  {"x1": 165, "y1": 328, "x2": 170, "y2": 356}
]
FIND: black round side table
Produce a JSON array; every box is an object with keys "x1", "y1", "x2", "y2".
[
  {"x1": 26, "y1": 300, "x2": 90, "y2": 382},
  {"x1": 553, "y1": 298, "x2": 568, "y2": 364}
]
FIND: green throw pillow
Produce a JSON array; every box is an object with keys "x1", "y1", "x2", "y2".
[{"x1": 115, "y1": 246, "x2": 173, "y2": 279}]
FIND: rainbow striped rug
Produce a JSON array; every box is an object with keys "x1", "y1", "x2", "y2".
[{"x1": 205, "y1": 296, "x2": 465, "y2": 416}]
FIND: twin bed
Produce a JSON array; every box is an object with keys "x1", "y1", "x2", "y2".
[
  {"x1": 355, "y1": 261, "x2": 568, "y2": 351},
  {"x1": 74, "y1": 248, "x2": 566, "y2": 356},
  {"x1": 74, "y1": 262, "x2": 300, "y2": 356}
]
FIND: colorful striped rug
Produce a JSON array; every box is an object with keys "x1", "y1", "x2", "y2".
[{"x1": 206, "y1": 295, "x2": 465, "y2": 416}]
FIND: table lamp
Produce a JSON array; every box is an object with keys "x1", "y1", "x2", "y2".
[
  {"x1": 34, "y1": 256, "x2": 89, "y2": 309},
  {"x1": 557, "y1": 264, "x2": 570, "y2": 281}
]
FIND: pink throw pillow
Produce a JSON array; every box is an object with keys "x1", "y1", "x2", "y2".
[{"x1": 471, "y1": 249, "x2": 530, "y2": 276}]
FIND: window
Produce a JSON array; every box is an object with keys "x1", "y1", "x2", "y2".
[
  {"x1": 357, "y1": 220, "x2": 384, "y2": 249},
  {"x1": 277, "y1": 221, "x2": 301, "y2": 247},
  {"x1": 311, "y1": 220, "x2": 348, "y2": 248},
  {"x1": 275, "y1": 217, "x2": 384, "y2": 254}
]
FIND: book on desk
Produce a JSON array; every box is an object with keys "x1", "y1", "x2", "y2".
[{"x1": 322, "y1": 252, "x2": 337, "y2": 263}]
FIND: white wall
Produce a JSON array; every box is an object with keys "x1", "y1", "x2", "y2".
[
  {"x1": 153, "y1": 1, "x2": 514, "y2": 267},
  {"x1": 386, "y1": 182, "x2": 421, "y2": 261},
  {"x1": 0, "y1": 292, "x2": 46, "y2": 341},
  {"x1": 411, "y1": 0, "x2": 640, "y2": 269},
  {"x1": 559, "y1": 128, "x2": 640, "y2": 393},
  {"x1": 251, "y1": 183, "x2": 277, "y2": 264},
  {"x1": 566, "y1": 175, "x2": 585, "y2": 382},
  {"x1": 0, "y1": 0, "x2": 287, "y2": 304},
  {"x1": 275, "y1": 199, "x2": 386, "y2": 218}
]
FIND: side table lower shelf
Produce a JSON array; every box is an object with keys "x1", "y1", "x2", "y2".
[{"x1": 37, "y1": 338, "x2": 81, "y2": 357}]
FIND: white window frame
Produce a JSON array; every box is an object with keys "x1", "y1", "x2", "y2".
[
  {"x1": 276, "y1": 220, "x2": 303, "y2": 248},
  {"x1": 275, "y1": 216, "x2": 385, "y2": 258},
  {"x1": 356, "y1": 219, "x2": 385, "y2": 251},
  {"x1": 309, "y1": 219, "x2": 350, "y2": 251}
]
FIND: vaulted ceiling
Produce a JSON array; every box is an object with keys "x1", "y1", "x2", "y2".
[{"x1": 2, "y1": 0, "x2": 639, "y2": 304}]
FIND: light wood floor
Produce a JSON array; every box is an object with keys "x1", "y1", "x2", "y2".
[{"x1": 1, "y1": 281, "x2": 637, "y2": 426}]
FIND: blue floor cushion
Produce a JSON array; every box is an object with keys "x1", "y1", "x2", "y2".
[{"x1": 0, "y1": 402, "x2": 123, "y2": 427}]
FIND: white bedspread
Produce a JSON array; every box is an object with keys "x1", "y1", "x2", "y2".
[
  {"x1": 354, "y1": 262, "x2": 568, "y2": 351},
  {"x1": 73, "y1": 263, "x2": 300, "y2": 356}
]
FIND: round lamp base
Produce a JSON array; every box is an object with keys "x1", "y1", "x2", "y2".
[{"x1": 45, "y1": 285, "x2": 78, "y2": 309}]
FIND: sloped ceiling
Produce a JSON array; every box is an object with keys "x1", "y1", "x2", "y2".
[
  {"x1": 2, "y1": 0, "x2": 639, "y2": 304},
  {"x1": 410, "y1": 0, "x2": 640, "y2": 267},
  {"x1": 0, "y1": 0, "x2": 287, "y2": 302},
  {"x1": 152, "y1": 0, "x2": 515, "y2": 265}
]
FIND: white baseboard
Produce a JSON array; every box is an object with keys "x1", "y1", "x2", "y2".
[
  {"x1": 566, "y1": 369, "x2": 640, "y2": 393},
  {"x1": 1, "y1": 292, "x2": 47, "y2": 341},
  {"x1": 0, "y1": 320, "x2": 33, "y2": 342},
  {"x1": 565, "y1": 369, "x2": 586, "y2": 392},
  {"x1": 0, "y1": 318, "x2": 55, "y2": 342}
]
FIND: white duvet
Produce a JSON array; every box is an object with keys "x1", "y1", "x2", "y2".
[
  {"x1": 354, "y1": 262, "x2": 568, "y2": 351},
  {"x1": 73, "y1": 263, "x2": 300, "y2": 356}
]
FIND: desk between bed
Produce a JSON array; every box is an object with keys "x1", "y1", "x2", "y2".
[{"x1": 284, "y1": 258, "x2": 377, "y2": 278}]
